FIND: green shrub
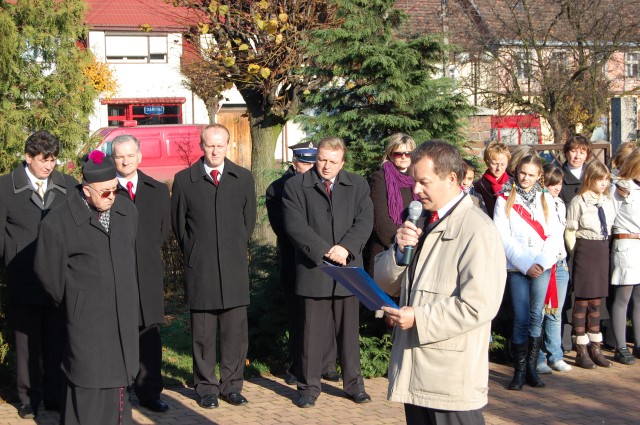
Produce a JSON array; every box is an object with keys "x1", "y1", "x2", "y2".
[{"x1": 359, "y1": 333, "x2": 393, "y2": 378}]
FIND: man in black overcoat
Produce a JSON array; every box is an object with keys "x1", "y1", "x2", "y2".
[
  {"x1": 171, "y1": 124, "x2": 257, "y2": 409},
  {"x1": 265, "y1": 142, "x2": 339, "y2": 386},
  {"x1": 34, "y1": 150, "x2": 139, "y2": 425},
  {"x1": 0, "y1": 131, "x2": 77, "y2": 418},
  {"x1": 282, "y1": 136, "x2": 374, "y2": 408},
  {"x1": 112, "y1": 134, "x2": 171, "y2": 412}
]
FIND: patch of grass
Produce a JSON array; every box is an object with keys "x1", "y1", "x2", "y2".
[{"x1": 161, "y1": 294, "x2": 192, "y2": 387}]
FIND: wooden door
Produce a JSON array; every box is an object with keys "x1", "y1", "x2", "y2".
[{"x1": 217, "y1": 108, "x2": 251, "y2": 169}]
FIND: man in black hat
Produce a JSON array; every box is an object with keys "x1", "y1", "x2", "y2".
[
  {"x1": 34, "y1": 150, "x2": 139, "y2": 425},
  {"x1": 0, "y1": 131, "x2": 77, "y2": 418},
  {"x1": 266, "y1": 142, "x2": 340, "y2": 385}
]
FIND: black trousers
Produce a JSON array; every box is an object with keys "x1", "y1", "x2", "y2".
[
  {"x1": 190, "y1": 306, "x2": 248, "y2": 397},
  {"x1": 8, "y1": 303, "x2": 66, "y2": 408},
  {"x1": 404, "y1": 404, "x2": 485, "y2": 425},
  {"x1": 297, "y1": 296, "x2": 364, "y2": 398},
  {"x1": 286, "y1": 294, "x2": 337, "y2": 378},
  {"x1": 133, "y1": 324, "x2": 164, "y2": 402},
  {"x1": 61, "y1": 380, "x2": 132, "y2": 425}
]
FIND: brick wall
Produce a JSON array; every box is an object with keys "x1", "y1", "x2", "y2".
[{"x1": 463, "y1": 114, "x2": 492, "y2": 156}]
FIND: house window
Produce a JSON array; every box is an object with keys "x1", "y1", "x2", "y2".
[
  {"x1": 515, "y1": 51, "x2": 533, "y2": 79},
  {"x1": 626, "y1": 52, "x2": 640, "y2": 78},
  {"x1": 107, "y1": 102, "x2": 182, "y2": 126},
  {"x1": 550, "y1": 51, "x2": 568, "y2": 72},
  {"x1": 105, "y1": 35, "x2": 168, "y2": 63}
]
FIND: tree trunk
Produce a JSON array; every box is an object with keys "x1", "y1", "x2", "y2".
[
  {"x1": 246, "y1": 101, "x2": 285, "y2": 246},
  {"x1": 548, "y1": 113, "x2": 565, "y2": 147}
]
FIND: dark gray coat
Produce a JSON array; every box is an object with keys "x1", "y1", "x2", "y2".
[
  {"x1": 171, "y1": 158, "x2": 257, "y2": 310},
  {"x1": 0, "y1": 165, "x2": 78, "y2": 305},
  {"x1": 34, "y1": 188, "x2": 139, "y2": 388},
  {"x1": 560, "y1": 162, "x2": 584, "y2": 205},
  {"x1": 265, "y1": 166, "x2": 297, "y2": 292},
  {"x1": 282, "y1": 168, "x2": 373, "y2": 298},
  {"x1": 117, "y1": 171, "x2": 170, "y2": 326}
]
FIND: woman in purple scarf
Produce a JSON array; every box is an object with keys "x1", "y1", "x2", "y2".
[{"x1": 365, "y1": 133, "x2": 418, "y2": 276}]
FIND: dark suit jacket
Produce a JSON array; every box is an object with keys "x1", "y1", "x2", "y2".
[
  {"x1": 171, "y1": 157, "x2": 257, "y2": 310},
  {"x1": 34, "y1": 188, "x2": 139, "y2": 389},
  {"x1": 282, "y1": 168, "x2": 373, "y2": 298},
  {"x1": 0, "y1": 165, "x2": 78, "y2": 305},
  {"x1": 117, "y1": 171, "x2": 170, "y2": 326},
  {"x1": 265, "y1": 166, "x2": 296, "y2": 291},
  {"x1": 560, "y1": 162, "x2": 583, "y2": 205}
]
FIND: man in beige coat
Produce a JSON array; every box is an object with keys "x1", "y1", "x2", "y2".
[{"x1": 376, "y1": 140, "x2": 506, "y2": 425}]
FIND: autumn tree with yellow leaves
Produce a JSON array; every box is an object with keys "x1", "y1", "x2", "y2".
[
  {"x1": 175, "y1": 0, "x2": 338, "y2": 243},
  {"x1": 84, "y1": 57, "x2": 119, "y2": 100}
]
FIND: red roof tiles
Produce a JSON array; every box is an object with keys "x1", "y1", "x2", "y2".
[{"x1": 85, "y1": 0, "x2": 198, "y2": 32}]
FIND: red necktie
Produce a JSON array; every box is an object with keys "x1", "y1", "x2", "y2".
[
  {"x1": 211, "y1": 170, "x2": 220, "y2": 186},
  {"x1": 323, "y1": 180, "x2": 332, "y2": 198},
  {"x1": 126, "y1": 181, "x2": 135, "y2": 201},
  {"x1": 429, "y1": 211, "x2": 439, "y2": 224}
]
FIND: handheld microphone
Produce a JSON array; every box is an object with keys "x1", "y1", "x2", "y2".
[{"x1": 398, "y1": 201, "x2": 424, "y2": 266}]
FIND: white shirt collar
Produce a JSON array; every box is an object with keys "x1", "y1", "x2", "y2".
[
  {"x1": 24, "y1": 165, "x2": 47, "y2": 192},
  {"x1": 117, "y1": 172, "x2": 139, "y2": 194},
  {"x1": 435, "y1": 190, "x2": 465, "y2": 219},
  {"x1": 203, "y1": 162, "x2": 224, "y2": 182}
]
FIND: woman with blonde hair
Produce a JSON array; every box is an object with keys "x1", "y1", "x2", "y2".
[
  {"x1": 494, "y1": 154, "x2": 561, "y2": 390},
  {"x1": 366, "y1": 133, "x2": 417, "y2": 275},
  {"x1": 610, "y1": 148, "x2": 640, "y2": 364}
]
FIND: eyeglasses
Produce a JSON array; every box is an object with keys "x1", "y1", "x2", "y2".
[
  {"x1": 391, "y1": 151, "x2": 412, "y2": 159},
  {"x1": 86, "y1": 185, "x2": 119, "y2": 198}
]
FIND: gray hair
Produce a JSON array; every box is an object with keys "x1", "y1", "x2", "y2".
[{"x1": 111, "y1": 134, "x2": 141, "y2": 152}]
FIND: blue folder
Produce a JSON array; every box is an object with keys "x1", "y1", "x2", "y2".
[{"x1": 320, "y1": 263, "x2": 399, "y2": 311}]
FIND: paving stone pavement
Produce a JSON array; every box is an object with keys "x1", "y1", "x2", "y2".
[{"x1": 1, "y1": 351, "x2": 639, "y2": 424}]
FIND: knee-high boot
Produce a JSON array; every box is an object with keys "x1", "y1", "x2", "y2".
[
  {"x1": 508, "y1": 342, "x2": 528, "y2": 390},
  {"x1": 525, "y1": 336, "x2": 545, "y2": 388}
]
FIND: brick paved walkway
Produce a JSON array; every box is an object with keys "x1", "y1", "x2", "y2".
[{"x1": 1, "y1": 351, "x2": 639, "y2": 424}]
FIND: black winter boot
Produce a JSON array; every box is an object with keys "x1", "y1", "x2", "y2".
[
  {"x1": 508, "y1": 342, "x2": 528, "y2": 390},
  {"x1": 525, "y1": 336, "x2": 545, "y2": 388}
]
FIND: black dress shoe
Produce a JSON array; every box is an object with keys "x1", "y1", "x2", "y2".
[
  {"x1": 221, "y1": 392, "x2": 248, "y2": 406},
  {"x1": 18, "y1": 404, "x2": 36, "y2": 419},
  {"x1": 296, "y1": 395, "x2": 316, "y2": 408},
  {"x1": 140, "y1": 398, "x2": 169, "y2": 412},
  {"x1": 197, "y1": 394, "x2": 219, "y2": 409},
  {"x1": 284, "y1": 373, "x2": 298, "y2": 385},
  {"x1": 352, "y1": 391, "x2": 372, "y2": 404},
  {"x1": 321, "y1": 371, "x2": 342, "y2": 382}
]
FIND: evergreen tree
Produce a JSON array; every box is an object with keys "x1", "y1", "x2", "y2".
[
  {"x1": 0, "y1": 0, "x2": 97, "y2": 173},
  {"x1": 299, "y1": 0, "x2": 473, "y2": 176}
]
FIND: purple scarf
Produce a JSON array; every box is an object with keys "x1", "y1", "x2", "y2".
[{"x1": 383, "y1": 161, "x2": 418, "y2": 225}]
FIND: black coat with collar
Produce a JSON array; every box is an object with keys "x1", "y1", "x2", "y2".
[
  {"x1": 0, "y1": 165, "x2": 78, "y2": 305},
  {"x1": 116, "y1": 171, "x2": 170, "y2": 326},
  {"x1": 282, "y1": 168, "x2": 373, "y2": 298},
  {"x1": 171, "y1": 157, "x2": 257, "y2": 310},
  {"x1": 265, "y1": 166, "x2": 297, "y2": 290},
  {"x1": 559, "y1": 162, "x2": 583, "y2": 205},
  {"x1": 34, "y1": 188, "x2": 139, "y2": 388}
]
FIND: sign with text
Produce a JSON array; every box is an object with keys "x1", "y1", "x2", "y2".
[{"x1": 143, "y1": 106, "x2": 165, "y2": 115}]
